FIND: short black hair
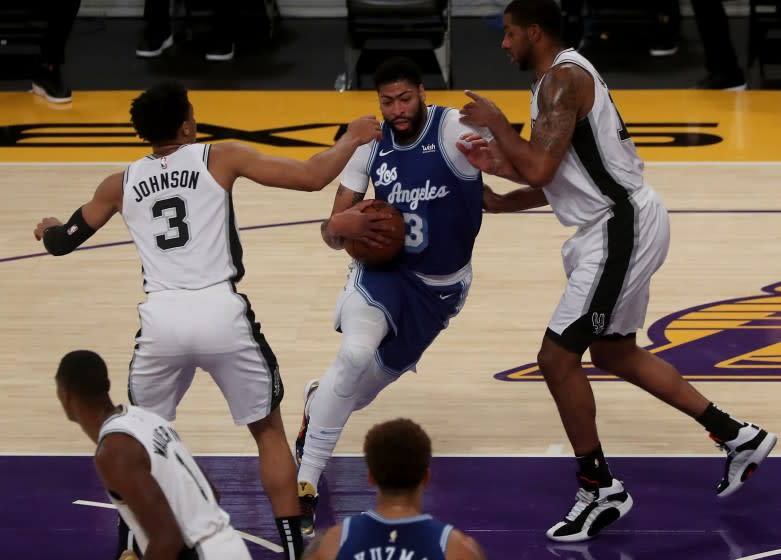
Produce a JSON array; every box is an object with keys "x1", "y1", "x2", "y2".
[
  {"x1": 364, "y1": 418, "x2": 431, "y2": 493},
  {"x1": 373, "y1": 57, "x2": 423, "y2": 90},
  {"x1": 56, "y1": 350, "x2": 110, "y2": 400},
  {"x1": 130, "y1": 81, "x2": 190, "y2": 144},
  {"x1": 504, "y1": 0, "x2": 562, "y2": 38}
]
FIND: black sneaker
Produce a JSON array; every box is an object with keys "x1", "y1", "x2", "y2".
[
  {"x1": 295, "y1": 379, "x2": 319, "y2": 466},
  {"x1": 205, "y1": 41, "x2": 235, "y2": 62},
  {"x1": 297, "y1": 481, "x2": 318, "y2": 537},
  {"x1": 31, "y1": 66, "x2": 72, "y2": 104},
  {"x1": 712, "y1": 423, "x2": 777, "y2": 498},
  {"x1": 695, "y1": 72, "x2": 747, "y2": 91},
  {"x1": 136, "y1": 34, "x2": 173, "y2": 58},
  {"x1": 546, "y1": 478, "x2": 633, "y2": 542}
]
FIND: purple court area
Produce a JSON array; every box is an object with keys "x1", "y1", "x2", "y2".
[{"x1": 1, "y1": 455, "x2": 779, "y2": 560}]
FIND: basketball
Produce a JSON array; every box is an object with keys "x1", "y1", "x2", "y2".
[{"x1": 343, "y1": 200, "x2": 405, "y2": 266}]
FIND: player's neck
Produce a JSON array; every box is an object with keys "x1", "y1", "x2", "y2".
[
  {"x1": 535, "y1": 42, "x2": 567, "y2": 81},
  {"x1": 82, "y1": 402, "x2": 123, "y2": 443},
  {"x1": 152, "y1": 142, "x2": 185, "y2": 157},
  {"x1": 374, "y1": 492, "x2": 423, "y2": 519}
]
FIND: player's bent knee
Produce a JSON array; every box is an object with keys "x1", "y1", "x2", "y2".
[{"x1": 332, "y1": 344, "x2": 377, "y2": 399}]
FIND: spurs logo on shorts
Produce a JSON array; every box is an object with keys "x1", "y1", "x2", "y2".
[{"x1": 591, "y1": 312, "x2": 606, "y2": 335}]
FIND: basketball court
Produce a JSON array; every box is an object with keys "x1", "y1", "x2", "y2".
[{"x1": 1, "y1": 89, "x2": 780, "y2": 559}]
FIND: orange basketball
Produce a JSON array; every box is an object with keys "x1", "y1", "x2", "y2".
[{"x1": 343, "y1": 200, "x2": 405, "y2": 266}]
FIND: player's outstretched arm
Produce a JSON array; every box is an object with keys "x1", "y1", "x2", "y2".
[
  {"x1": 460, "y1": 65, "x2": 584, "y2": 189},
  {"x1": 95, "y1": 434, "x2": 186, "y2": 560},
  {"x1": 33, "y1": 172, "x2": 123, "y2": 256},
  {"x1": 456, "y1": 133, "x2": 527, "y2": 184},
  {"x1": 482, "y1": 184, "x2": 549, "y2": 213},
  {"x1": 216, "y1": 116, "x2": 381, "y2": 192}
]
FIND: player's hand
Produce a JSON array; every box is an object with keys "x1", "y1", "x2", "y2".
[
  {"x1": 482, "y1": 185, "x2": 505, "y2": 213},
  {"x1": 460, "y1": 90, "x2": 508, "y2": 130},
  {"x1": 457, "y1": 132, "x2": 496, "y2": 174},
  {"x1": 344, "y1": 115, "x2": 382, "y2": 145},
  {"x1": 34, "y1": 217, "x2": 62, "y2": 241},
  {"x1": 330, "y1": 200, "x2": 397, "y2": 249}
]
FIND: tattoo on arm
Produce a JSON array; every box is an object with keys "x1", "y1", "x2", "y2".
[
  {"x1": 302, "y1": 532, "x2": 326, "y2": 559},
  {"x1": 530, "y1": 66, "x2": 579, "y2": 161}
]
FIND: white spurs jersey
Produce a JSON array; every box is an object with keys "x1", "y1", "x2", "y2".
[
  {"x1": 98, "y1": 405, "x2": 231, "y2": 552},
  {"x1": 532, "y1": 49, "x2": 646, "y2": 227},
  {"x1": 121, "y1": 144, "x2": 244, "y2": 292}
]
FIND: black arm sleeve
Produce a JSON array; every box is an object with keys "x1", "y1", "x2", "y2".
[{"x1": 42, "y1": 207, "x2": 97, "y2": 256}]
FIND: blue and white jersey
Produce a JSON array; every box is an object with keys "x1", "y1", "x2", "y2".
[
  {"x1": 335, "y1": 511, "x2": 452, "y2": 560},
  {"x1": 340, "y1": 105, "x2": 483, "y2": 277}
]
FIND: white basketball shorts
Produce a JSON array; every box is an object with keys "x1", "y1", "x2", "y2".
[
  {"x1": 547, "y1": 187, "x2": 670, "y2": 354},
  {"x1": 128, "y1": 281, "x2": 282, "y2": 425}
]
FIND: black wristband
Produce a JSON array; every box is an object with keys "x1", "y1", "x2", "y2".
[{"x1": 42, "y1": 207, "x2": 97, "y2": 256}]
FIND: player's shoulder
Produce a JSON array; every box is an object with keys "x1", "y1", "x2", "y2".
[
  {"x1": 445, "y1": 528, "x2": 486, "y2": 560},
  {"x1": 302, "y1": 523, "x2": 343, "y2": 559}
]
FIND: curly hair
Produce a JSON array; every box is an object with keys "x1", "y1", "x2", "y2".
[
  {"x1": 129, "y1": 81, "x2": 191, "y2": 144},
  {"x1": 364, "y1": 418, "x2": 432, "y2": 493}
]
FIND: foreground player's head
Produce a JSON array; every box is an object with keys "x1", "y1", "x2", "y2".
[
  {"x1": 373, "y1": 57, "x2": 427, "y2": 143},
  {"x1": 55, "y1": 350, "x2": 112, "y2": 423},
  {"x1": 130, "y1": 81, "x2": 197, "y2": 146},
  {"x1": 364, "y1": 418, "x2": 432, "y2": 495},
  {"x1": 502, "y1": 0, "x2": 562, "y2": 71}
]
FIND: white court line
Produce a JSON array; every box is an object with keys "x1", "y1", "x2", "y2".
[
  {"x1": 73, "y1": 499, "x2": 117, "y2": 510},
  {"x1": 73, "y1": 500, "x2": 282, "y2": 553},
  {"x1": 0, "y1": 161, "x2": 779, "y2": 167},
  {"x1": 735, "y1": 549, "x2": 781, "y2": 560}
]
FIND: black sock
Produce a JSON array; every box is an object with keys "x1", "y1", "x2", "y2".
[
  {"x1": 276, "y1": 516, "x2": 304, "y2": 560},
  {"x1": 697, "y1": 402, "x2": 743, "y2": 442},
  {"x1": 576, "y1": 444, "x2": 612, "y2": 488}
]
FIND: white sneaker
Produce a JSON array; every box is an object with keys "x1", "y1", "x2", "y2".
[
  {"x1": 713, "y1": 423, "x2": 777, "y2": 498},
  {"x1": 546, "y1": 479, "x2": 633, "y2": 542}
]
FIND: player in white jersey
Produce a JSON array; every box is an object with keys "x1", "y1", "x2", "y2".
[
  {"x1": 55, "y1": 350, "x2": 251, "y2": 560},
  {"x1": 456, "y1": 0, "x2": 776, "y2": 543},
  {"x1": 34, "y1": 81, "x2": 381, "y2": 559}
]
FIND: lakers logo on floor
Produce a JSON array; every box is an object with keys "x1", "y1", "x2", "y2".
[{"x1": 495, "y1": 281, "x2": 781, "y2": 382}]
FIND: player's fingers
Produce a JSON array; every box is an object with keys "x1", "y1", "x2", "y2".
[
  {"x1": 464, "y1": 89, "x2": 482, "y2": 101},
  {"x1": 352, "y1": 199, "x2": 375, "y2": 211}
]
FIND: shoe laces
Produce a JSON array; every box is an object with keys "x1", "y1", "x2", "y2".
[{"x1": 565, "y1": 488, "x2": 596, "y2": 521}]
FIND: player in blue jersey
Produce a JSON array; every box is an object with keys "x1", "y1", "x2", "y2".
[
  {"x1": 295, "y1": 57, "x2": 486, "y2": 536},
  {"x1": 301, "y1": 418, "x2": 486, "y2": 560}
]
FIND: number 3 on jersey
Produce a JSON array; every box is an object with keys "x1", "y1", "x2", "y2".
[
  {"x1": 152, "y1": 196, "x2": 190, "y2": 250},
  {"x1": 403, "y1": 212, "x2": 428, "y2": 253}
]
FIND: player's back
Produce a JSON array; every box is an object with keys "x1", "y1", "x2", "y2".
[
  {"x1": 122, "y1": 144, "x2": 244, "y2": 292},
  {"x1": 335, "y1": 511, "x2": 451, "y2": 560},
  {"x1": 99, "y1": 404, "x2": 231, "y2": 552},
  {"x1": 532, "y1": 48, "x2": 647, "y2": 228}
]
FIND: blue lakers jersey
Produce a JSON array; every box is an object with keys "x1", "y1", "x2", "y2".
[
  {"x1": 336, "y1": 511, "x2": 452, "y2": 560},
  {"x1": 367, "y1": 106, "x2": 483, "y2": 276}
]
